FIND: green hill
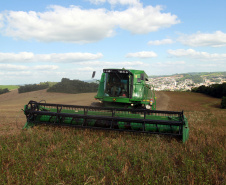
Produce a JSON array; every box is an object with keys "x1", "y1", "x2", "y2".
[{"x1": 0, "y1": 85, "x2": 19, "y2": 90}]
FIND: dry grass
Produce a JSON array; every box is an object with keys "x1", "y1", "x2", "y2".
[
  {"x1": 0, "y1": 89, "x2": 97, "y2": 136},
  {"x1": 0, "y1": 90, "x2": 225, "y2": 184}
]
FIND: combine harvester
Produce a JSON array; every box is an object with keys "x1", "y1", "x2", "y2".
[{"x1": 23, "y1": 69, "x2": 189, "y2": 142}]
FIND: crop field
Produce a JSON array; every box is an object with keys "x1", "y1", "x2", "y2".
[
  {"x1": 0, "y1": 89, "x2": 225, "y2": 184},
  {"x1": 0, "y1": 85, "x2": 19, "y2": 91}
]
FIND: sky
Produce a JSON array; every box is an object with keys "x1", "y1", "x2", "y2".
[{"x1": 0, "y1": 0, "x2": 226, "y2": 85}]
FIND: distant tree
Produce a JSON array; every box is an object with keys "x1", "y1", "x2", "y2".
[
  {"x1": 221, "y1": 96, "x2": 226, "y2": 109},
  {"x1": 47, "y1": 78, "x2": 98, "y2": 94},
  {"x1": 191, "y1": 75, "x2": 203, "y2": 83},
  {"x1": 177, "y1": 74, "x2": 203, "y2": 84},
  {"x1": 18, "y1": 83, "x2": 49, "y2": 93},
  {"x1": 192, "y1": 83, "x2": 226, "y2": 98},
  {"x1": 0, "y1": 88, "x2": 9, "y2": 95}
]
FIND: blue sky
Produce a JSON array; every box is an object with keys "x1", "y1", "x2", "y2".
[{"x1": 0, "y1": 0, "x2": 226, "y2": 85}]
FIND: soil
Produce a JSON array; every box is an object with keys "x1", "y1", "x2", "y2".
[
  {"x1": 155, "y1": 91, "x2": 170, "y2": 110},
  {"x1": 0, "y1": 89, "x2": 169, "y2": 136}
]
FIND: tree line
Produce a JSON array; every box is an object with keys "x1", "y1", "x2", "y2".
[
  {"x1": 47, "y1": 78, "x2": 98, "y2": 94},
  {"x1": 0, "y1": 88, "x2": 9, "y2": 95},
  {"x1": 192, "y1": 83, "x2": 226, "y2": 108},
  {"x1": 18, "y1": 83, "x2": 49, "y2": 93},
  {"x1": 17, "y1": 79, "x2": 98, "y2": 94},
  {"x1": 191, "y1": 83, "x2": 226, "y2": 98}
]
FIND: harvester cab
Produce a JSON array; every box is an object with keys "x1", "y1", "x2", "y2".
[{"x1": 95, "y1": 69, "x2": 156, "y2": 109}]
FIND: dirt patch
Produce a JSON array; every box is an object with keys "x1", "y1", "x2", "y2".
[
  {"x1": 0, "y1": 89, "x2": 172, "y2": 136},
  {"x1": 155, "y1": 91, "x2": 170, "y2": 110},
  {"x1": 0, "y1": 89, "x2": 98, "y2": 136},
  {"x1": 165, "y1": 91, "x2": 222, "y2": 112}
]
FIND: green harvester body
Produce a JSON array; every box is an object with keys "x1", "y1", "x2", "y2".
[
  {"x1": 23, "y1": 69, "x2": 189, "y2": 142},
  {"x1": 95, "y1": 69, "x2": 156, "y2": 109}
]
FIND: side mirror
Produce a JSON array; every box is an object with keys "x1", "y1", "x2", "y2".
[{"x1": 92, "y1": 71, "x2": 96, "y2": 78}]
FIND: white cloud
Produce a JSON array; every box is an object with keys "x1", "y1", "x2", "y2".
[
  {"x1": 0, "y1": 52, "x2": 103, "y2": 63},
  {"x1": 116, "y1": 61, "x2": 145, "y2": 66},
  {"x1": 115, "y1": 5, "x2": 179, "y2": 34},
  {"x1": 0, "y1": 5, "x2": 179, "y2": 43},
  {"x1": 89, "y1": 0, "x2": 106, "y2": 5},
  {"x1": 37, "y1": 53, "x2": 103, "y2": 63},
  {"x1": 77, "y1": 61, "x2": 149, "y2": 76},
  {"x1": 0, "y1": 64, "x2": 59, "y2": 71},
  {"x1": 148, "y1": 39, "x2": 173, "y2": 45},
  {"x1": 153, "y1": 61, "x2": 186, "y2": 69},
  {"x1": 79, "y1": 60, "x2": 144, "y2": 66},
  {"x1": 1, "y1": 6, "x2": 116, "y2": 43},
  {"x1": 165, "y1": 61, "x2": 185, "y2": 65},
  {"x1": 33, "y1": 65, "x2": 59, "y2": 70},
  {"x1": 178, "y1": 31, "x2": 226, "y2": 47},
  {"x1": 4, "y1": 71, "x2": 32, "y2": 76},
  {"x1": 168, "y1": 49, "x2": 226, "y2": 61},
  {"x1": 126, "y1": 51, "x2": 157, "y2": 58},
  {"x1": 0, "y1": 14, "x2": 4, "y2": 28},
  {"x1": 108, "y1": 0, "x2": 141, "y2": 6},
  {"x1": 77, "y1": 67, "x2": 95, "y2": 71},
  {"x1": 0, "y1": 52, "x2": 34, "y2": 63},
  {"x1": 0, "y1": 64, "x2": 28, "y2": 70},
  {"x1": 89, "y1": 0, "x2": 141, "y2": 6},
  {"x1": 196, "y1": 64, "x2": 219, "y2": 67},
  {"x1": 77, "y1": 61, "x2": 149, "y2": 75}
]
